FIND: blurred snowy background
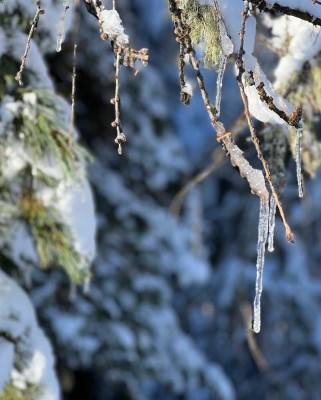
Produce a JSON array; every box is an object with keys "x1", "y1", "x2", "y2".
[{"x1": 1, "y1": 1, "x2": 321, "y2": 400}]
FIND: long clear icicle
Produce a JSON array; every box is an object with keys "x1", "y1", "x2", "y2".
[
  {"x1": 253, "y1": 199, "x2": 269, "y2": 334},
  {"x1": 56, "y1": 0, "x2": 71, "y2": 52},
  {"x1": 295, "y1": 127, "x2": 304, "y2": 198},
  {"x1": 267, "y1": 195, "x2": 277, "y2": 252},
  {"x1": 215, "y1": 52, "x2": 227, "y2": 117}
]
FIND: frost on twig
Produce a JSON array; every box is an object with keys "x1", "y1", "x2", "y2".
[
  {"x1": 15, "y1": 1, "x2": 45, "y2": 85},
  {"x1": 223, "y1": 138, "x2": 269, "y2": 205}
]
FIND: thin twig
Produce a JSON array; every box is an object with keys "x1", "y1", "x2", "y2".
[
  {"x1": 241, "y1": 303, "x2": 270, "y2": 374},
  {"x1": 15, "y1": 1, "x2": 44, "y2": 85},
  {"x1": 170, "y1": 151, "x2": 225, "y2": 217},
  {"x1": 69, "y1": 0, "x2": 81, "y2": 142},
  {"x1": 112, "y1": 47, "x2": 126, "y2": 155},
  {"x1": 236, "y1": 7, "x2": 293, "y2": 242}
]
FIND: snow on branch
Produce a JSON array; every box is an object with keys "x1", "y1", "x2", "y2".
[{"x1": 251, "y1": 0, "x2": 321, "y2": 27}]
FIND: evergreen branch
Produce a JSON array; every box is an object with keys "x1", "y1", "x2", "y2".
[
  {"x1": 18, "y1": 90, "x2": 91, "y2": 179},
  {"x1": 20, "y1": 195, "x2": 89, "y2": 283},
  {"x1": 0, "y1": 382, "x2": 39, "y2": 400}
]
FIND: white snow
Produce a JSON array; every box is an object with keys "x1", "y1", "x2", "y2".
[
  {"x1": 52, "y1": 178, "x2": 96, "y2": 265},
  {"x1": 99, "y1": 9, "x2": 129, "y2": 45},
  {"x1": 0, "y1": 270, "x2": 60, "y2": 399},
  {"x1": 0, "y1": 339, "x2": 15, "y2": 393},
  {"x1": 269, "y1": 16, "x2": 321, "y2": 89},
  {"x1": 181, "y1": 81, "x2": 193, "y2": 97}
]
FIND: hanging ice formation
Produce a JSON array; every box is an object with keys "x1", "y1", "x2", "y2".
[
  {"x1": 215, "y1": 17, "x2": 233, "y2": 116},
  {"x1": 267, "y1": 195, "x2": 276, "y2": 252},
  {"x1": 215, "y1": 52, "x2": 227, "y2": 116},
  {"x1": 253, "y1": 199, "x2": 269, "y2": 333},
  {"x1": 56, "y1": 0, "x2": 71, "y2": 52},
  {"x1": 295, "y1": 127, "x2": 304, "y2": 198}
]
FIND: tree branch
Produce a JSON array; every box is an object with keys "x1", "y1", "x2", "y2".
[
  {"x1": 237, "y1": 4, "x2": 294, "y2": 242},
  {"x1": 251, "y1": 0, "x2": 321, "y2": 27}
]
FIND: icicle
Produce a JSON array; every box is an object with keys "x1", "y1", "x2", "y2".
[
  {"x1": 69, "y1": 43, "x2": 77, "y2": 137},
  {"x1": 69, "y1": 280, "x2": 77, "y2": 302},
  {"x1": 83, "y1": 276, "x2": 91, "y2": 294},
  {"x1": 215, "y1": 17, "x2": 233, "y2": 116},
  {"x1": 295, "y1": 127, "x2": 304, "y2": 198},
  {"x1": 215, "y1": 51, "x2": 227, "y2": 116},
  {"x1": 56, "y1": 0, "x2": 71, "y2": 52},
  {"x1": 24, "y1": 266, "x2": 33, "y2": 289},
  {"x1": 253, "y1": 199, "x2": 269, "y2": 334},
  {"x1": 267, "y1": 195, "x2": 277, "y2": 252}
]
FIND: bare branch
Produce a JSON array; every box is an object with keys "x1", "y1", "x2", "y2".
[{"x1": 15, "y1": 2, "x2": 44, "y2": 85}]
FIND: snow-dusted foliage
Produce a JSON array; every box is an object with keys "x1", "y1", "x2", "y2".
[{"x1": 0, "y1": 1, "x2": 95, "y2": 398}]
